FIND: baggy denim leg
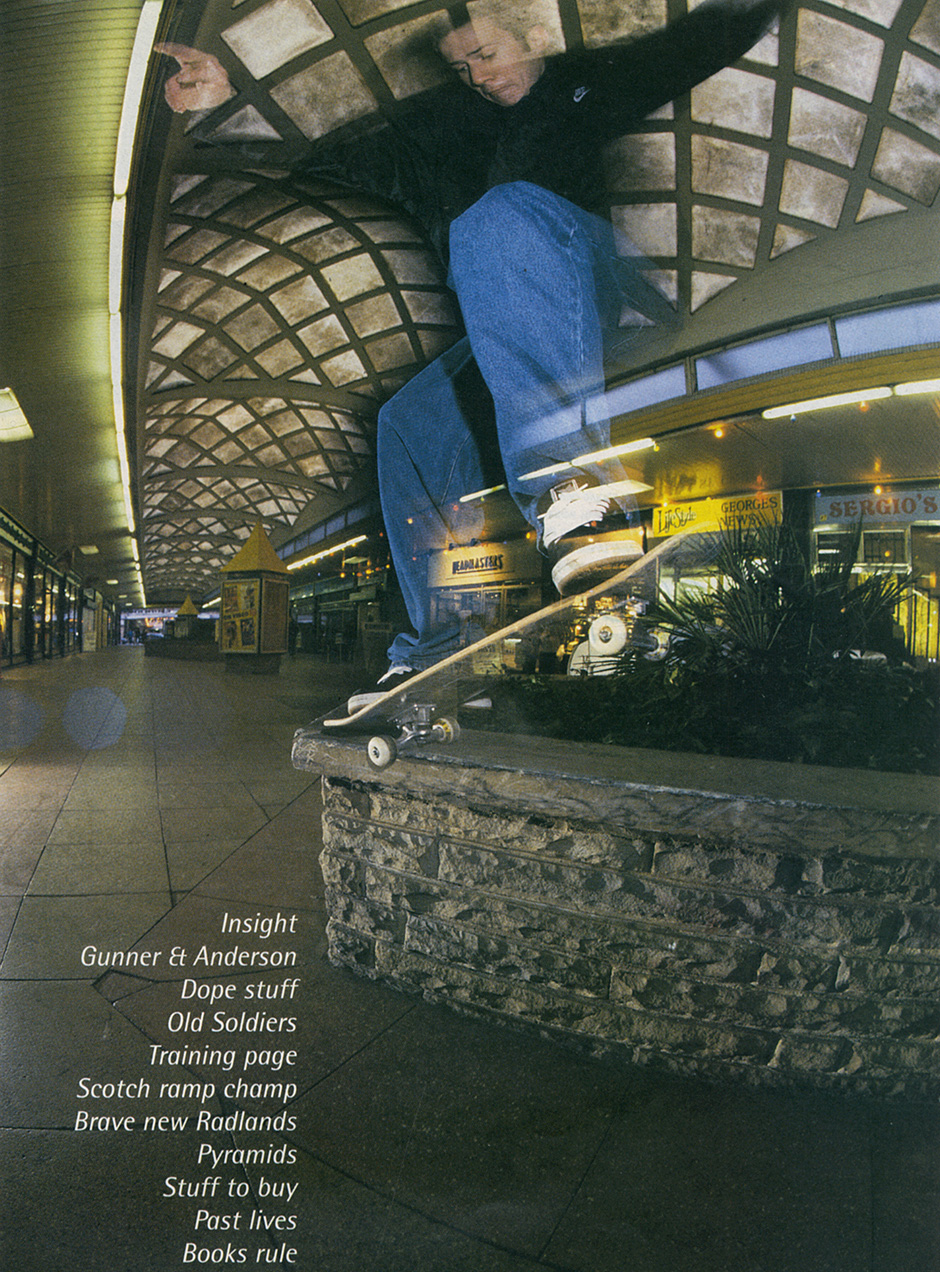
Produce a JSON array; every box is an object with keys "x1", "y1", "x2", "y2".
[
  {"x1": 379, "y1": 181, "x2": 671, "y2": 668},
  {"x1": 379, "y1": 338, "x2": 500, "y2": 668},
  {"x1": 447, "y1": 181, "x2": 651, "y2": 522}
]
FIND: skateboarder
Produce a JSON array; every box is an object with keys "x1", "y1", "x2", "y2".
[{"x1": 160, "y1": 0, "x2": 786, "y2": 699}]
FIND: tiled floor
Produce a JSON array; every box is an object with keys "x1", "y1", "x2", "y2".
[{"x1": 0, "y1": 647, "x2": 937, "y2": 1271}]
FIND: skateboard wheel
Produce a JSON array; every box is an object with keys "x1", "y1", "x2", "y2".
[
  {"x1": 588, "y1": 612, "x2": 628, "y2": 655},
  {"x1": 366, "y1": 734, "x2": 397, "y2": 769},
  {"x1": 432, "y1": 715, "x2": 460, "y2": 744}
]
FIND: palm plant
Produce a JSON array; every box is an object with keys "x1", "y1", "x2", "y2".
[
  {"x1": 646, "y1": 522, "x2": 912, "y2": 679},
  {"x1": 479, "y1": 522, "x2": 937, "y2": 772},
  {"x1": 616, "y1": 521, "x2": 930, "y2": 767}
]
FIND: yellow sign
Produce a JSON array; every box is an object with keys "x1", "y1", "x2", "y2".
[
  {"x1": 653, "y1": 491, "x2": 783, "y2": 538},
  {"x1": 220, "y1": 580, "x2": 259, "y2": 653}
]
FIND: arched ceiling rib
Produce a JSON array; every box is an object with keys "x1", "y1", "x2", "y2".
[
  {"x1": 139, "y1": 172, "x2": 459, "y2": 597},
  {"x1": 132, "y1": 0, "x2": 940, "y2": 603}
]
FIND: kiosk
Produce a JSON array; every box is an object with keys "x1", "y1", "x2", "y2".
[{"x1": 219, "y1": 523, "x2": 290, "y2": 674}]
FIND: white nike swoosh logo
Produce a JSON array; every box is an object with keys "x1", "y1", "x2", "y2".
[{"x1": 573, "y1": 86, "x2": 589, "y2": 102}]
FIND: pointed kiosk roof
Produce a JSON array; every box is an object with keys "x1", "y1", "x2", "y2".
[{"x1": 221, "y1": 523, "x2": 288, "y2": 575}]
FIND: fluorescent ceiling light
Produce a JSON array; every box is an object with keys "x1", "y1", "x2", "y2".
[
  {"x1": 288, "y1": 535, "x2": 368, "y2": 571},
  {"x1": 520, "y1": 437, "x2": 655, "y2": 482},
  {"x1": 762, "y1": 387, "x2": 892, "y2": 419},
  {"x1": 894, "y1": 378, "x2": 940, "y2": 396},
  {"x1": 459, "y1": 484, "x2": 506, "y2": 503},
  {"x1": 109, "y1": 0, "x2": 163, "y2": 608},
  {"x1": 109, "y1": 199, "x2": 127, "y2": 316},
  {"x1": 576, "y1": 437, "x2": 657, "y2": 465},
  {"x1": 0, "y1": 387, "x2": 34, "y2": 442},
  {"x1": 113, "y1": 1, "x2": 163, "y2": 199}
]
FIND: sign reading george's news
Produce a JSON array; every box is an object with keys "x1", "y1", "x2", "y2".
[{"x1": 653, "y1": 490, "x2": 783, "y2": 539}]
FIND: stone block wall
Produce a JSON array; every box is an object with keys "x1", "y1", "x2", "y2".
[{"x1": 292, "y1": 728, "x2": 940, "y2": 1098}]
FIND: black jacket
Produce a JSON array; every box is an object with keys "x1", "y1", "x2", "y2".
[{"x1": 289, "y1": 0, "x2": 785, "y2": 262}]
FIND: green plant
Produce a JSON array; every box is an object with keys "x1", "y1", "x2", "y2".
[
  {"x1": 644, "y1": 522, "x2": 911, "y2": 677},
  {"x1": 476, "y1": 523, "x2": 938, "y2": 773},
  {"x1": 616, "y1": 522, "x2": 930, "y2": 767}
]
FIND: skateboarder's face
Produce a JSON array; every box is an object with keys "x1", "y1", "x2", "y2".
[{"x1": 439, "y1": 18, "x2": 547, "y2": 107}]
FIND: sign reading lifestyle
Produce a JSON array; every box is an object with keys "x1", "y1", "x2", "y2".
[{"x1": 653, "y1": 491, "x2": 783, "y2": 538}]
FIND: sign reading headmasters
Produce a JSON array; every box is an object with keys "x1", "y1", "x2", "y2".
[{"x1": 428, "y1": 539, "x2": 541, "y2": 588}]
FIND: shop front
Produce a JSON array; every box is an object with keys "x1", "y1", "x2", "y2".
[
  {"x1": 428, "y1": 537, "x2": 543, "y2": 669},
  {"x1": 642, "y1": 483, "x2": 939, "y2": 665},
  {"x1": 814, "y1": 485, "x2": 940, "y2": 663},
  {"x1": 0, "y1": 510, "x2": 87, "y2": 664}
]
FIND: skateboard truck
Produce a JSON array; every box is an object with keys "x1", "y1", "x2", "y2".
[{"x1": 365, "y1": 702, "x2": 461, "y2": 769}]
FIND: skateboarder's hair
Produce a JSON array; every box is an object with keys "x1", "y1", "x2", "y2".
[{"x1": 427, "y1": 3, "x2": 540, "y2": 50}]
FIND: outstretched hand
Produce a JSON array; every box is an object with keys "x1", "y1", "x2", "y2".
[{"x1": 156, "y1": 43, "x2": 235, "y2": 113}]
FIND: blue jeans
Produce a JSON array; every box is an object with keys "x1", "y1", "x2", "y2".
[{"x1": 380, "y1": 181, "x2": 668, "y2": 669}]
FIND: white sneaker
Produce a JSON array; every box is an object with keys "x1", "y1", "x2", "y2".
[
  {"x1": 346, "y1": 664, "x2": 414, "y2": 713},
  {"x1": 551, "y1": 535, "x2": 643, "y2": 594},
  {"x1": 539, "y1": 479, "x2": 611, "y2": 549},
  {"x1": 538, "y1": 478, "x2": 644, "y2": 596}
]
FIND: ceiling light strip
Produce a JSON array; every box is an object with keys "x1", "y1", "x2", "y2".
[
  {"x1": 762, "y1": 378, "x2": 940, "y2": 418},
  {"x1": 518, "y1": 437, "x2": 655, "y2": 483},
  {"x1": 110, "y1": 0, "x2": 163, "y2": 603},
  {"x1": 895, "y1": 378, "x2": 940, "y2": 396},
  {"x1": 762, "y1": 387, "x2": 893, "y2": 418},
  {"x1": 458, "y1": 484, "x2": 507, "y2": 503},
  {"x1": 288, "y1": 535, "x2": 368, "y2": 571}
]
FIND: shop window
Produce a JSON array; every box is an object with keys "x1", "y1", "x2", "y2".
[
  {"x1": 696, "y1": 323, "x2": 832, "y2": 390},
  {"x1": 11, "y1": 554, "x2": 26, "y2": 659},
  {"x1": 0, "y1": 541, "x2": 11, "y2": 662},
  {"x1": 862, "y1": 531, "x2": 906, "y2": 565},
  {"x1": 835, "y1": 298, "x2": 940, "y2": 358},
  {"x1": 815, "y1": 532, "x2": 851, "y2": 564}
]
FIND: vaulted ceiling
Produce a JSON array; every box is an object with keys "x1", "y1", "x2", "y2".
[{"x1": 2, "y1": 0, "x2": 939, "y2": 608}]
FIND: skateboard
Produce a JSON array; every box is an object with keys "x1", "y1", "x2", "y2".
[{"x1": 315, "y1": 530, "x2": 704, "y2": 768}]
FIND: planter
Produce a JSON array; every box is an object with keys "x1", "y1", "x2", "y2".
[
  {"x1": 143, "y1": 638, "x2": 221, "y2": 661},
  {"x1": 291, "y1": 725, "x2": 940, "y2": 1099}
]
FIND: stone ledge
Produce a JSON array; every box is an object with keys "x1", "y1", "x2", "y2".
[
  {"x1": 293, "y1": 725, "x2": 940, "y2": 1097},
  {"x1": 294, "y1": 727, "x2": 939, "y2": 858}
]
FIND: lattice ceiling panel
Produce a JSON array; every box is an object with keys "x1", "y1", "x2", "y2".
[
  {"x1": 140, "y1": 171, "x2": 460, "y2": 599},
  {"x1": 135, "y1": 0, "x2": 940, "y2": 602}
]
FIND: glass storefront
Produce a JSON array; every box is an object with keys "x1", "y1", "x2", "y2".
[
  {"x1": 814, "y1": 486, "x2": 940, "y2": 664},
  {"x1": 0, "y1": 539, "x2": 12, "y2": 662},
  {"x1": 0, "y1": 512, "x2": 110, "y2": 665},
  {"x1": 9, "y1": 553, "x2": 27, "y2": 662}
]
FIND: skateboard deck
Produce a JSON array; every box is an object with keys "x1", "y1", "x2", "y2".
[{"x1": 310, "y1": 531, "x2": 707, "y2": 768}]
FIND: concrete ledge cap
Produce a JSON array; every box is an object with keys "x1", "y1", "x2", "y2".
[{"x1": 293, "y1": 726, "x2": 938, "y2": 858}]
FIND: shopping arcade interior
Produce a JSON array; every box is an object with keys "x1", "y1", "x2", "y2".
[{"x1": 1, "y1": 0, "x2": 940, "y2": 648}]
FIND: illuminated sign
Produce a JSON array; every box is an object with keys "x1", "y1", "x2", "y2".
[
  {"x1": 815, "y1": 488, "x2": 939, "y2": 527},
  {"x1": 428, "y1": 539, "x2": 540, "y2": 587},
  {"x1": 653, "y1": 491, "x2": 783, "y2": 538}
]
